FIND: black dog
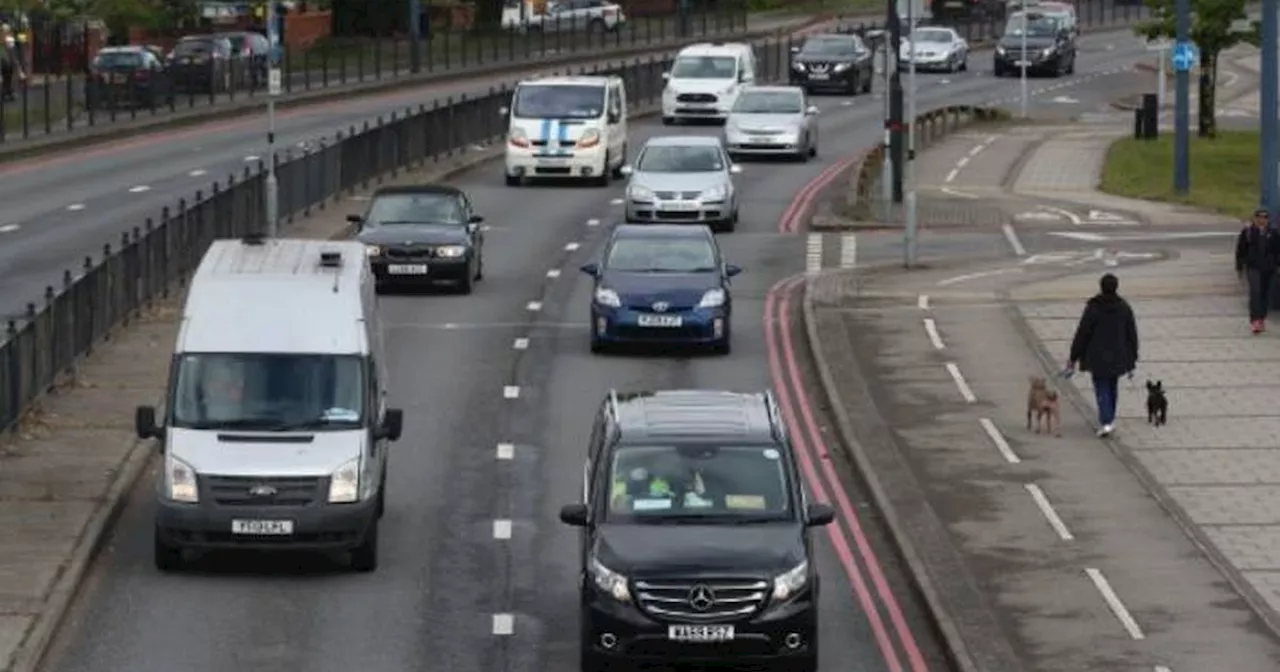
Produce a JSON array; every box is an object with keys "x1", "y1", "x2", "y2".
[{"x1": 1146, "y1": 380, "x2": 1168, "y2": 426}]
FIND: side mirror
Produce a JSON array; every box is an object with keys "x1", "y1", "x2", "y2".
[
  {"x1": 580, "y1": 262, "x2": 600, "y2": 277},
  {"x1": 724, "y1": 264, "x2": 742, "y2": 277},
  {"x1": 466, "y1": 222, "x2": 479, "y2": 234},
  {"x1": 806, "y1": 105, "x2": 819, "y2": 116},
  {"x1": 619, "y1": 165, "x2": 633, "y2": 176},
  {"x1": 469, "y1": 214, "x2": 484, "y2": 223},
  {"x1": 498, "y1": 106, "x2": 510, "y2": 116},
  {"x1": 379, "y1": 408, "x2": 404, "y2": 441},
  {"x1": 346, "y1": 214, "x2": 363, "y2": 224},
  {"x1": 559, "y1": 503, "x2": 589, "y2": 527},
  {"x1": 135, "y1": 405, "x2": 159, "y2": 440},
  {"x1": 729, "y1": 164, "x2": 743, "y2": 174},
  {"x1": 661, "y1": 71, "x2": 670, "y2": 81},
  {"x1": 789, "y1": 45, "x2": 800, "y2": 54},
  {"x1": 806, "y1": 503, "x2": 835, "y2": 526}
]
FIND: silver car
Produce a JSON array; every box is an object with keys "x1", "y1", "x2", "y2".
[
  {"x1": 621, "y1": 135, "x2": 742, "y2": 233},
  {"x1": 723, "y1": 86, "x2": 819, "y2": 161}
]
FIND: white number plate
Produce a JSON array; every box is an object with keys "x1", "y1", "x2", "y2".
[
  {"x1": 661, "y1": 201, "x2": 699, "y2": 211},
  {"x1": 537, "y1": 157, "x2": 569, "y2": 166},
  {"x1": 668, "y1": 625, "x2": 735, "y2": 642},
  {"x1": 1014, "y1": 60, "x2": 1030, "y2": 66},
  {"x1": 809, "y1": 72, "x2": 830, "y2": 80},
  {"x1": 387, "y1": 264, "x2": 429, "y2": 275},
  {"x1": 638, "y1": 314, "x2": 682, "y2": 327},
  {"x1": 231, "y1": 519, "x2": 294, "y2": 535}
]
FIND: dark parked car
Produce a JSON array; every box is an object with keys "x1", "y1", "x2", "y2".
[
  {"x1": 788, "y1": 33, "x2": 874, "y2": 95},
  {"x1": 86, "y1": 45, "x2": 172, "y2": 109},
  {"x1": 559, "y1": 388, "x2": 835, "y2": 672},
  {"x1": 219, "y1": 30, "x2": 270, "y2": 88},
  {"x1": 166, "y1": 34, "x2": 235, "y2": 94},
  {"x1": 349, "y1": 185, "x2": 487, "y2": 294},
  {"x1": 993, "y1": 11, "x2": 1075, "y2": 77}
]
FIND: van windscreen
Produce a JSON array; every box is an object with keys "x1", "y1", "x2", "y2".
[
  {"x1": 170, "y1": 353, "x2": 365, "y2": 431},
  {"x1": 512, "y1": 84, "x2": 605, "y2": 119}
]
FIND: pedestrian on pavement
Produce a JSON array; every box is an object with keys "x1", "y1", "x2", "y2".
[
  {"x1": 1067, "y1": 273, "x2": 1139, "y2": 438},
  {"x1": 0, "y1": 24, "x2": 19, "y2": 102},
  {"x1": 1235, "y1": 208, "x2": 1280, "y2": 334}
]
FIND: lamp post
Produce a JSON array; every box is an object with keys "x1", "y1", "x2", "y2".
[{"x1": 265, "y1": 0, "x2": 280, "y2": 236}]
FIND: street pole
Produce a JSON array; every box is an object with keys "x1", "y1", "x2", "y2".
[
  {"x1": 409, "y1": 0, "x2": 422, "y2": 74},
  {"x1": 265, "y1": 0, "x2": 280, "y2": 237},
  {"x1": 1261, "y1": 0, "x2": 1277, "y2": 213},
  {"x1": 1156, "y1": 44, "x2": 1166, "y2": 109},
  {"x1": 881, "y1": 33, "x2": 893, "y2": 222},
  {"x1": 888, "y1": 0, "x2": 904, "y2": 204},
  {"x1": 1173, "y1": 0, "x2": 1190, "y2": 193},
  {"x1": 1019, "y1": 12, "x2": 1028, "y2": 118},
  {"x1": 904, "y1": 8, "x2": 918, "y2": 267}
]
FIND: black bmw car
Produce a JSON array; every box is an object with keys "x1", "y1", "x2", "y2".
[
  {"x1": 348, "y1": 185, "x2": 486, "y2": 294},
  {"x1": 788, "y1": 33, "x2": 874, "y2": 95},
  {"x1": 993, "y1": 12, "x2": 1076, "y2": 77}
]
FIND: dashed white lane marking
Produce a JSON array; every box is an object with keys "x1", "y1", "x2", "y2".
[
  {"x1": 979, "y1": 418, "x2": 1021, "y2": 464},
  {"x1": 955, "y1": 156, "x2": 970, "y2": 168},
  {"x1": 564, "y1": 242, "x2": 580, "y2": 251},
  {"x1": 944, "y1": 168, "x2": 959, "y2": 182},
  {"x1": 1002, "y1": 223, "x2": 1027, "y2": 256},
  {"x1": 188, "y1": 169, "x2": 207, "y2": 177},
  {"x1": 0, "y1": 223, "x2": 18, "y2": 233},
  {"x1": 805, "y1": 233, "x2": 823, "y2": 275},
  {"x1": 496, "y1": 442, "x2": 515, "y2": 459},
  {"x1": 937, "y1": 268, "x2": 1020, "y2": 286},
  {"x1": 1085, "y1": 567, "x2": 1145, "y2": 640},
  {"x1": 587, "y1": 218, "x2": 600, "y2": 226},
  {"x1": 127, "y1": 185, "x2": 150, "y2": 193},
  {"x1": 492, "y1": 614, "x2": 515, "y2": 635},
  {"x1": 610, "y1": 198, "x2": 625, "y2": 205},
  {"x1": 1025, "y1": 484, "x2": 1074, "y2": 541},
  {"x1": 493, "y1": 519, "x2": 513, "y2": 540},
  {"x1": 839, "y1": 234, "x2": 857, "y2": 269},
  {"x1": 546, "y1": 269, "x2": 561, "y2": 278},
  {"x1": 244, "y1": 155, "x2": 260, "y2": 162},
  {"x1": 917, "y1": 294, "x2": 929, "y2": 310},
  {"x1": 513, "y1": 338, "x2": 529, "y2": 350},
  {"x1": 503, "y1": 385, "x2": 520, "y2": 399},
  {"x1": 66, "y1": 203, "x2": 85, "y2": 212},
  {"x1": 945, "y1": 362, "x2": 977, "y2": 403},
  {"x1": 923, "y1": 318, "x2": 945, "y2": 349},
  {"x1": 1155, "y1": 666, "x2": 1172, "y2": 672},
  {"x1": 527, "y1": 301, "x2": 543, "y2": 311}
]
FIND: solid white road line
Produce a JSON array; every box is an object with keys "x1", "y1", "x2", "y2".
[
  {"x1": 923, "y1": 318, "x2": 945, "y2": 350},
  {"x1": 546, "y1": 269, "x2": 561, "y2": 278},
  {"x1": 127, "y1": 185, "x2": 150, "y2": 193},
  {"x1": 527, "y1": 301, "x2": 543, "y2": 311},
  {"x1": 945, "y1": 362, "x2": 977, "y2": 402},
  {"x1": 493, "y1": 519, "x2": 513, "y2": 540},
  {"x1": 188, "y1": 169, "x2": 207, "y2": 177},
  {"x1": 937, "y1": 268, "x2": 1020, "y2": 286},
  {"x1": 492, "y1": 614, "x2": 515, "y2": 635},
  {"x1": 67, "y1": 203, "x2": 86, "y2": 212},
  {"x1": 1002, "y1": 223, "x2": 1027, "y2": 256},
  {"x1": 839, "y1": 234, "x2": 857, "y2": 269},
  {"x1": 587, "y1": 218, "x2": 600, "y2": 226},
  {"x1": 917, "y1": 294, "x2": 929, "y2": 310},
  {"x1": 244, "y1": 155, "x2": 260, "y2": 162},
  {"x1": 1025, "y1": 484, "x2": 1074, "y2": 541},
  {"x1": 979, "y1": 418, "x2": 1021, "y2": 464},
  {"x1": 496, "y1": 443, "x2": 515, "y2": 460},
  {"x1": 1085, "y1": 567, "x2": 1145, "y2": 640},
  {"x1": 565, "y1": 242, "x2": 580, "y2": 251},
  {"x1": 0, "y1": 224, "x2": 18, "y2": 233},
  {"x1": 513, "y1": 338, "x2": 529, "y2": 350},
  {"x1": 805, "y1": 233, "x2": 823, "y2": 275},
  {"x1": 503, "y1": 386, "x2": 520, "y2": 399}
]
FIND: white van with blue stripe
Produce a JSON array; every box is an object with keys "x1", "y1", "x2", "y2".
[{"x1": 503, "y1": 76, "x2": 628, "y2": 187}]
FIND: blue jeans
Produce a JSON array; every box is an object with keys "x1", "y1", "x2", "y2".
[{"x1": 1093, "y1": 375, "x2": 1119, "y2": 427}]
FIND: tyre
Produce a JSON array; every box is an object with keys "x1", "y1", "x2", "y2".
[
  {"x1": 350, "y1": 521, "x2": 379, "y2": 572},
  {"x1": 809, "y1": 142, "x2": 817, "y2": 158},
  {"x1": 611, "y1": 145, "x2": 627, "y2": 179},
  {"x1": 713, "y1": 335, "x2": 731, "y2": 355},
  {"x1": 861, "y1": 73, "x2": 872, "y2": 93},
  {"x1": 154, "y1": 527, "x2": 183, "y2": 571},
  {"x1": 589, "y1": 334, "x2": 605, "y2": 353},
  {"x1": 376, "y1": 467, "x2": 387, "y2": 518},
  {"x1": 505, "y1": 173, "x2": 521, "y2": 187},
  {"x1": 475, "y1": 251, "x2": 484, "y2": 281},
  {"x1": 960, "y1": 56, "x2": 968, "y2": 72},
  {"x1": 1066, "y1": 57, "x2": 1075, "y2": 74},
  {"x1": 592, "y1": 158, "x2": 610, "y2": 187},
  {"x1": 662, "y1": 116, "x2": 675, "y2": 125},
  {"x1": 848, "y1": 74, "x2": 859, "y2": 95},
  {"x1": 456, "y1": 266, "x2": 475, "y2": 294}
]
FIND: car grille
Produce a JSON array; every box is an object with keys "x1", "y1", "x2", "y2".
[
  {"x1": 385, "y1": 246, "x2": 442, "y2": 260},
  {"x1": 676, "y1": 92, "x2": 717, "y2": 103},
  {"x1": 654, "y1": 191, "x2": 701, "y2": 200},
  {"x1": 633, "y1": 578, "x2": 770, "y2": 621},
  {"x1": 205, "y1": 475, "x2": 325, "y2": 507},
  {"x1": 802, "y1": 61, "x2": 832, "y2": 72}
]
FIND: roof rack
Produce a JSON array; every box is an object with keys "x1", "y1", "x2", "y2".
[{"x1": 607, "y1": 388, "x2": 620, "y2": 419}]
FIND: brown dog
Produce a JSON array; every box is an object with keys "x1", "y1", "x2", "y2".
[{"x1": 1026, "y1": 376, "x2": 1061, "y2": 436}]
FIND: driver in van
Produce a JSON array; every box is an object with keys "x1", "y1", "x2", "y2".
[{"x1": 610, "y1": 451, "x2": 713, "y2": 511}]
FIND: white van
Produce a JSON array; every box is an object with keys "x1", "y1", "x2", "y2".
[
  {"x1": 134, "y1": 235, "x2": 404, "y2": 573},
  {"x1": 502, "y1": 75, "x2": 628, "y2": 186},
  {"x1": 661, "y1": 42, "x2": 758, "y2": 125}
]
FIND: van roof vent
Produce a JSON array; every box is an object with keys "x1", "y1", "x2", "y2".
[
  {"x1": 242, "y1": 232, "x2": 267, "y2": 246},
  {"x1": 319, "y1": 251, "x2": 342, "y2": 268}
]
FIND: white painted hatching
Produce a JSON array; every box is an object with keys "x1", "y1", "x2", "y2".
[
  {"x1": 496, "y1": 443, "x2": 515, "y2": 460},
  {"x1": 503, "y1": 386, "x2": 520, "y2": 399},
  {"x1": 492, "y1": 613, "x2": 515, "y2": 635}
]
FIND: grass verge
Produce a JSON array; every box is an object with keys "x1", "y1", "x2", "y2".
[{"x1": 1099, "y1": 131, "x2": 1258, "y2": 219}]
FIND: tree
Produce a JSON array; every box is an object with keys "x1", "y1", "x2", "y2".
[{"x1": 1137, "y1": 0, "x2": 1254, "y2": 137}]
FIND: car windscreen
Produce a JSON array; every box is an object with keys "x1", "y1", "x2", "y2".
[
  {"x1": 512, "y1": 84, "x2": 604, "y2": 119},
  {"x1": 365, "y1": 193, "x2": 465, "y2": 225},
  {"x1": 911, "y1": 28, "x2": 952, "y2": 43},
  {"x1": 732, "y1": 91, "x2": 803, "y2": 114},
  {"x1": 1004, "y1": 14, "x2": 1058, "y2": 36},
  {"x1": 799, "y1": 36, "x2": 856, "y2": 56},
  {"x1": 170, "y1": 353, "x2": 365, "y2": 431},
  {"x1": 604, "y1": 445, "x2": 792, "y2": 522},
  {"x1": 94, "y1": 51, "x2": 145, "y2": 68},
  {"x1": 670, "y1": 55, "x2": 737, "y2": 79},
  {"x1": 172, "y1": 39, "x2": 217, "y2": 56},
  {"x1": 635, "y1": 145, "x2": 725, "y2": 172},
  {"x1": 605, "y1": 237, "x2": 718, "y2": 273}
]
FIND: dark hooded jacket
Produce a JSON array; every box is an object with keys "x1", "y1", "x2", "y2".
[
  {"x1": 1069, "y1": 293, "x2": 1139, "y2": 378},
  {"x1": 1235, "y1": 224, "x2": 1280, "y2": 273}
]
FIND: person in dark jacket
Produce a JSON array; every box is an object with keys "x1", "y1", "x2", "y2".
[
  {"x1": 1235, "y1": 209, "x2": 1280, "y2": 334},
  {"x1": 1067, "y1": 273, "x2": 1139, "y2": 438}
]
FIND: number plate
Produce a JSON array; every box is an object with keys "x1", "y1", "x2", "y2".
[
  {"x1": 668, "y1": 625, "x2": 735, "y2": 642},
  {"x1": 537, "y1": 157, "x2": 569, "y2": 166},
  {"x1": 387, "y1": 264, "x2": 429, "y2": 275},
  {"x1": 231, "y1": 519, "x2": 294, "y2": 535},
  {"x1": 660, "y1": 201, "x2": 699, "y2": 212},
  {"x1": 808, "y1": 72, "x2": 830, "y2": 80},
  {"x1": 1014, "y1": 60, "x2": 1030, "y2": 66},
  {"x1": 638, "y1": 314, "x2": 682, "y2": 327}
]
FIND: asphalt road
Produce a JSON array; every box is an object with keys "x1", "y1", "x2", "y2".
[{"x1": 33, "y1": 24, "x2": 1167, "y2": 672}]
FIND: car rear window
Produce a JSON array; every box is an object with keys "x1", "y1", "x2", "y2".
[
  {"x1": 94, "y1": 51, "x2": 144, "y2": 68},
  {"x1": 173, "y1": 39, "x2": 217, "y2": 55}
]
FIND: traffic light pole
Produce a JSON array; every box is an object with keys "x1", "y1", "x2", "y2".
[
  {"x1": 888, "y1": 1, "x2": 904, "y2": 204},
  {"x1": 1261, "y1": 0, "x2": 1277, "y2": 214},
  {"x1": 1173, "y1": 0, "x2": 1190, "y2": 194},
  {"x1": 265, "y1": 0, "x2": 280, "y2": 237}
]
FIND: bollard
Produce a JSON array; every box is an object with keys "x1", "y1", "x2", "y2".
[{"x1": 1140, "y1": 93, "x2": 1158, "y2": 139}]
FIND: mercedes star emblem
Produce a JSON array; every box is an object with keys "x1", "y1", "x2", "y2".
[
  {"x1": 248, "y1": 484, "x2": 278, "y2": 497},
  {"x1": 652, "y1": 301, "x2": 670, "y2": 312},
  {"x1": 687, "y1": 584, "x2": 716, "y2": 611}
]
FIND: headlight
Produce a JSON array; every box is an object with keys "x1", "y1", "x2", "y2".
[
  {"x1": 577, "y1": 128, "x2": 601, "y2": 149},
  {"x1": 791, "y1": 61, "x2": 805, "y2": 71},
  {"x1": 594, "y1": 287, "x2": 621, "y2": 307},
  {"x1": 435, "y1": 245, "x2": 467, "y2": 258},
  {"x1": 833, "y1": 62, "x2": 849, "y2": 72},
  {"x1": 508, "y1": 127, "x2": 529, "y2": 148},
  {"x1": 328, "y1": 457, "x2": 361, "y2": 503},
  {"x1": 772, "y1": 560, "x2": 809, "y2": 601},
  {"x1": 721, "y1": 86, "x2": 735, "y2": 95},
  {"x1": 628, "y1": 184, "x2": 655, "y2": 201},
  {"x1": 365, "y1": 244, "x2": 382, "y2": 257},
  {"x1": 589, "y1": 556, "x2": 631, "y2": 601},
  {"x1": 164, "y1": 455, "x2": 198, "y2": 503},
  {"x1": 1042, "y1": 47, "x2": 1054, "y2": 57},
  {"x1": 701, "y1": 184, "x2": 728, "y2": 201},
  {"x1": 697, "y1": 288, "x2": 726, "y2": 308},
  {"x1": 996, "y1": 46, "x2": 1006, "y2": 55}
]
